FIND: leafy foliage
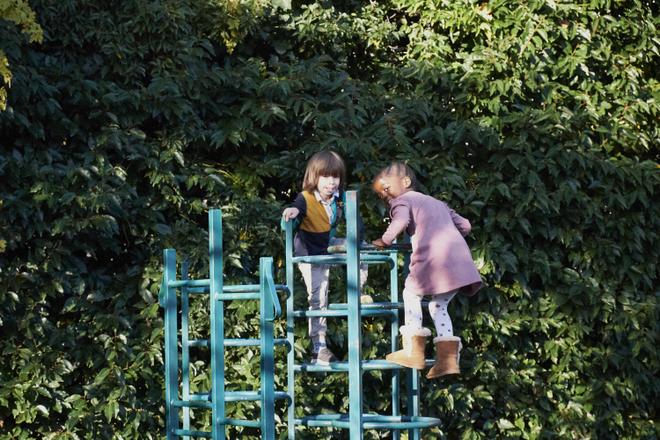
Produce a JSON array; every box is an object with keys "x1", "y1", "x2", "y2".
[
  {"x1": 0, "y1": 0, "x2": 657, "y2": 439},
  {"x1": 0, "y1": 0, "x2": 43, "y2": 110}
]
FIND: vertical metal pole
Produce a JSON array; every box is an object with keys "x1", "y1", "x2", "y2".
[
  {"x1": 400, "y1": 233, "x2": 420, "y2": 440},
  {"x1": 260, "y1": 257, "x2": 276, "y2": 440},
  {"x1": 285, "y1": 221, "x2": 296, "y2": 440},
  {"x1": 181, "y1": 260, "x2": 191, "y2": 440},
  {"x1": 209, "y1": 209, "x2": 225, "y2": 440},
  {"x1": 346, "y1": 191, "x2": 363, "y2": 439},
  {"x1": 389, "y1": 249, "x2": 401, "y2": 440},
  {"x1": 163, "y1": 249, "x2": 179, "y2": 440},
  {"x1": 407, "y1": 370, "x2": 421, "y2": 440}
]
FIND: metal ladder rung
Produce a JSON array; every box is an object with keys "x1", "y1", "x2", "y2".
[
  {"x1": 184, "y1": 391, "x2": 290, "y2": 403},
  {"x1": 227, "y1": 391, "x2": 290, "y2": 402},
  {"x1": 225, "y1": 418, "x2": 261, "y2": 428},
  {"x1": 295, "y1": 414, "x2": 440, "y2": 429},
  {"x1": 169, "y1": 280, "x2": 288, "y2": 293},
  {"x1": 187, "y1": 339, "x2": 209, "y2": 347},
  {"x1": 291, "y1": 254, "x2": 393, "y2": 265},
  {"x1": 328, "y1": 302, "x2": 403, "y2": 310},
  {"x1": 187, "y1": 338, "x2": 289, "y2": 347},
  {"x1": 293, "y1": 309, "x2": 397, "y2": 318},
  {"x1": 173, "y1": 428, "x2": 213, "y2": 438},
  {"x1": 171, "y1": 399, "x2": 212, "y2": 408},
  {"x1": 225, "y1": 338, "x2": 289, "y2": 347},
  {"x1": 294, "y1": 359, "x2": 428, "y2": 372},
  {"x1": 169, "y1": 279, "x2": 210, "y2": 288}
]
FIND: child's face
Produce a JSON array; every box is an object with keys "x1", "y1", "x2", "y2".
[
  {"x1": 373, "y1": 175, "x2": 410, "y2": 203},
  {"x1": 316, "y1": 175, "x2": 340, "y2": 200}
]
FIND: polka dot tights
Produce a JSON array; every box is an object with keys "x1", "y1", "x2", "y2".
[{"x1": 403, "y1": 288, "x2": 458, "y2": 337}]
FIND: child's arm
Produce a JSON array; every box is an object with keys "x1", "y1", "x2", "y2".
[
  {"x1": 282, "y1": 207, "x2": 299, "y2": 221},
  {"x1": 378, "y1": 203, "x2": 410, "y2": 246},
  {"x1": 280, "y1": 193, "x2": 306, "y2": 230},
  {"x1": 449, "y1": 208, "x2": 472, "y2": 237}
]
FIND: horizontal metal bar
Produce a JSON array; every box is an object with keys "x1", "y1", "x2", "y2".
[
  {"x1": 182, "y1": 390, "x2": 290, "y2": 403},
  {"x1": 224, "y1": 338, "x2": 289, "y2": 347},
  {"x1": 295, "y1": 414, "x2": 440, "y2": 429},
  {"x1": 293, "y1": 359, "x2": 434, "y2": 372},
  {"x1": 225, "y1": 284, "x2": 291, "y2": 293},
  {"x1": 168, "y1": 281, "x2": 288, "y2": 293},
  {"x1": 169, "y1": 279, "x2": 210, "y2": 288},
  {"x1": 186, "y1": 391, "x2": 290, "y2": 402},
  {"x1": 225, "y1": 391, "x2": 290, "y2": 402},
  {"x1": 291, "y1": 254, "x2": 393, "y2": 265},
  {"x1": 173, "y1": 428, "x2": 213, "y2": 438},
  {"x1": 223, "y1": 284, "x2": 259, "y2": 292},
  {"x1": 292, "y1": 309, "x2": 397, "y2": 318},
  {"x1": 187, "y1": 339, "x2": 209, "y2": 347},
  {"x1": 293, "y1": 309, "x2": 349, "y2": 318},
  {"x1": 327, "y1": 243, "x2": 412, "y2": 253},
  {"x1": 224, "y1": 418, "x2": 261, "y2": 428},
  {"x1": 171, "y1": 399, "x2": 212, "y2": 408},
  {"x1": 328, "y1": 302, "x2": 403, "y2": 310},
  {"x1": 187, "y1": 338, "x2": 289, "y2": 348}
]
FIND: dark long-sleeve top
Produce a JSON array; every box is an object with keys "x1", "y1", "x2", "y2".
[
  {"x1": 282, "y1": 190, "x2": 342, "y2": 256},
  {"x1": 282, "y1": 190, "x2": 366, "y2": 256}
]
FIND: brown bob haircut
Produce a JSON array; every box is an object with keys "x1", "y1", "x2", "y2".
[{"x1": 302, "y1": 150, "x2": 346, "y2": 192}]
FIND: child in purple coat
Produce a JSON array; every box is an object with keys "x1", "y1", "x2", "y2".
[{"x1": 372, "y1": 162, "x2": 482, "y2": 378}]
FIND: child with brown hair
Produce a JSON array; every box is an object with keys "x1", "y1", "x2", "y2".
[
  {"x1": 282, "y1": 150, "x2": 369, "y2": 365},
  {"x1": 372, "y1": 162, "x2": 482, "y2": 378}
]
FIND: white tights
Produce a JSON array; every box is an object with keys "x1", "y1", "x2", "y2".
[{"x1": 403, "y1": 288, "x2": 458, "y2": 337}]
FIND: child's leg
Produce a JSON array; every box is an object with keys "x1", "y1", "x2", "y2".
[
  {"x1": 328, "y1": 237, "x2": 369, "y2": 295},
  {"x1": 402, "y1": 287, "x2": 424, "y2": 330},
  {"x1": 359, "y1": 264, "x2": 368, "y2": 291},
  {"x1": 428, "y1": 290, "x2": 458, "y2": 337},
  {"x1": 298, "y1": 263, "x2": 330, "y2": 348},
  {"x1": 386, "y1": 287, "x2": 429, "y2": 369},
  {"x1": 426, "y1": 289, "x2": 461, "y2": 379}
]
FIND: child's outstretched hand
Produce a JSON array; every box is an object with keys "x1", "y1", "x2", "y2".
[
  {"x1": 371, "y1": 238, "x2": 387, "y2": 249},
  {"x1": 282, "y1": 207, "x2": 300, "y2": 221}
]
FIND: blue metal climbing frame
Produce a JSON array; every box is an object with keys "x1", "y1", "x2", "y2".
[
  {"x1": 159, "y1": 209, "x2": 289, "y2": 439},
  {"x1": 160, "y1": 192, "x2": 441, "y2": 439},
  {"x1": 284, "y1": 191, "x2": 441, "y2": 439}
]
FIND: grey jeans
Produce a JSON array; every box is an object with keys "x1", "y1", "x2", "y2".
[{"x1": 299, "y1": 245, "x2": 369, "y2": 339}]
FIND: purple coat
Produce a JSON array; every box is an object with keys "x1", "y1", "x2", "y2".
[{"x1": 381, "y1": 191, "x2": 482, "y2": 296}]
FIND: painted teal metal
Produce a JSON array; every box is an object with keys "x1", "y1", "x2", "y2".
[
  {"x1": 260, "y1": 257, "x2": 276, "y2": 440},
  {"x1": 161, "y1": 194, "x2": 441, "y2": 439},
  {"x1": 181, "y1": 260, "x2": 191, "y2": 440},
  {"x1": 160, "y1": 209, "x2": 287, "y2": 439},
  {"x1": 281, "y1": 190, "x2": 441, "y2": 439},
  {"x1": 296, "y1": 414, "x2": 441, "y2": 429},
  {"x1": 208, "y1": 209, "x2": 225, "y2": 440},
  {"x1": 389, "y1": 246, "x2": 401, "y2": 440},
  {"x1": 163, "y1": 249, "x2": 178, "y2": 439},
  {"x1": 284, "y1": 219, "x2": 296, "y2": 440},
  {"x1": 345, "y1": 191, "x2": 364, "y2": 439}
]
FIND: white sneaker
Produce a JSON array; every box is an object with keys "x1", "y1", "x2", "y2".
[{"x1": 360, "y1": 294, "x2": 374, "y2": 304}]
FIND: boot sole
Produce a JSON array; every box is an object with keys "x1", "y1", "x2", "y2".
[
  {"x1": 385, "y1": 355, "x2": 426, "y2": 370},
  {"x1": 426, "y1": 368, "x2": 460, "y2": 379}
]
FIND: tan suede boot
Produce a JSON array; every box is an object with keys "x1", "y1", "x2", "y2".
[
  {"x1": 426, "y1": 336, "x2": 461, "y2": 379},
  {"x1": 386, "y1": 326, "x2": 430, "y2": 370}
]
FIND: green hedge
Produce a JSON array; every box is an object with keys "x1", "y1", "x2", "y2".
[{"x1": 0, "y1": 0, "x2": 657, "y2": 438}]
